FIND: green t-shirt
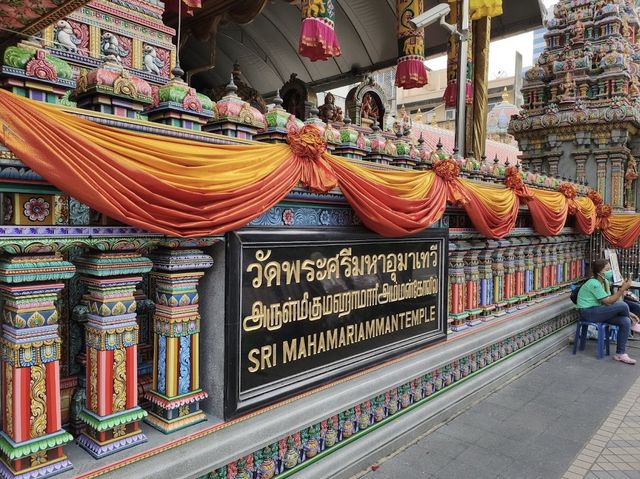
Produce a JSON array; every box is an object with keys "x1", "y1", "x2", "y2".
[{"x1": 576, "y1": 276, "x2": 611, "y2": 309}]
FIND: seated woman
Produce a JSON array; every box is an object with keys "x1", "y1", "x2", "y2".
[{"x1": 577, "y1": 259, "x2": 636, "y2": 364}]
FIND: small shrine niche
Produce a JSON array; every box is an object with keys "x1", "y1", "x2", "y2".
[
  {"x1": 345, "y1": 76, "x2": 388, "y2": 128},
  {"x1": 279, "y1": 73, "x2": 315, "y2": 121}
]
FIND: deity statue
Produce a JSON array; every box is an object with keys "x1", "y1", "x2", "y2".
[
  {"x1": 360, "y1": 92, "x2": 379, "y2": 126},
  {"x1": 630, "y1": 77, "x2": 640, "y2": 97},
  {"x1": 318, "y1": 92, "x2": 339, "y2": 123},
  {"x1": 558, "y1": 71, "x2": 576, "y2": 102},
  {"x1": 572, "y1": 18, "x2": 585, "y2": 43}
]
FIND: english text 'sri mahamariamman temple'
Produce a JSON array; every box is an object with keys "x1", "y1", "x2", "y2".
[{"x1": 0, "y1": 0, "x2": 638, "y2": 478}]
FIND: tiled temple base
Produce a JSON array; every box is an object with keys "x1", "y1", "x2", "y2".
[
  {"x1": 0, "y1": 431, "x2": 73, "y2": 479},
  {"x1": 0, "y1": 459, "x2": 72, "y2": 479},
  {"x1": 76, "y1": 431, "x2": 147, "y2": 459},
  {"x1": 145, "y1": 390, "x2": 208, "y2": 433},
  {"x1": 76, "y1": 407, "x2": 147, "y2": 459}
]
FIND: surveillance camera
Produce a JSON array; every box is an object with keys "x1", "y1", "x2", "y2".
[{"x1": 409, "y1": 3, "x2": 463, "y2": 38}]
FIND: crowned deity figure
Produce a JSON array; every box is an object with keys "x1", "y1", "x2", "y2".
[{"x1": 360, "y1": 92, "x2": 379, "y2": 127}]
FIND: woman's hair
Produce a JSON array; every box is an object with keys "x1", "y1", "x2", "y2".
[{"x1": 591, "y1": 258, "x2": 609, "y2": 277}]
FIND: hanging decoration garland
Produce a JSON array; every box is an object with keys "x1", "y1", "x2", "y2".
[
  {"x1": 395, "y1": 0, "x2": 429, "y2": 89},
  {"x1": 298, "y1": 0, "x2": 342, "y2": 62},
  {"x1": 0, "y1": 88, "x2": 627, "y2": 245}
]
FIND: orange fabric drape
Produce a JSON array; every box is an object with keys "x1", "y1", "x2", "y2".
[
  {"x1": 0, "y1": 89, "x2": 608, "y2": 241},
  {"x1": 458, "y1": 180, "x2": 519, "y2": 238},
  {"x1": 326, "y1": 155, "x2": 447, "y2": 236},
  {"x1": 0, "y1": 90, "x2": 450, "y2": 237},
  {"x1": 526, "y1": 189, "x2": 569, "y2": 236},
  {"x1": 572, "y1": 196, "x2": 597, "y2": 235},
  {"x1": 602, "y1": 214, "x2": 640, "y2": 248}
]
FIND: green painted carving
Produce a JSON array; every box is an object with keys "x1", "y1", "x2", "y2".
[
  {"x1": 0, "y1": 430, "x2": 73, "y2": 460},
  {"x1": 3, "y1": 46, "x2": 33, "y2": 69},
  {"x1": 3, "y1": 46, "x2": 72, "y2": 79},
  {"x1": 78, "y1": 407, "x2": 147, "y2": 431}
]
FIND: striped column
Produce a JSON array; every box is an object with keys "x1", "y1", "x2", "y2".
[
  {"x1": 491, "y1": 246, "x2": 506, "y2": 316},
  {"x1": 75, "y1": 252, "x2": 152, "y2": 458},
  {"x1": 478, "y1": 248, "x2": 495, "y2": 320},
  {"x1": 448, "y1": 247, "x2": 468, "y2": 331},
  {"x1": 463, "y1": 248, "x2": 482, "y2": 325},
  {"x1": 145, "y1": 249, "x2": 213, "y2": 433},
  {"x1": 0, "y1": 253, "x2": 75, "y2": 479}
]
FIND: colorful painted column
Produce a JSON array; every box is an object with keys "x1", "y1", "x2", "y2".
[
  {"x1": 523, "y1": 245, "x2": 535, "y2": 298},
  {"x1": 502, "y1": 243, "x2": 517, "y2": 312},
  {"x1": 464, "y1": 247, "x2": 482, "y2": 326},
  {"x1": 145, "y1": 248, "x2": 213, "y2": 433},
  {"x1": 491, "y1": 246, "x2": 506, "y2": 316},
  {"x1": 448, "y1": 246, "x2": 468, "y2": 331},
  {"x1": 595, "y1": 153, "x2": 608, "y2": 202},
  {"x1": 513, "y1": 243, "x2": 527, "y2": 307},
  {"x1": 478, "y1": 247, "x2": 495, "y2": 320},
  {"x1": 541, "y1": 243, "x2": 552, "y2": 292},
  {"x1": 532, "y1": 243, "x2": 544, "y2": 297},
  {"x1": 0, "y1": 253, "x2": 75, "y2": 479},
  {"x1": 549, "y1": 243, "x2": 559, "y2": 289},
  {"x1": 75, "y1": 251, "x2": 153, "y2": 458},
  {"x1": 610, "y1": 152, "x2": 626, "y2": 211}
]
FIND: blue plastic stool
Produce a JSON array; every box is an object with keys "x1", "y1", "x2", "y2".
[{"x1": 572, "y1": 320, "x2": 610, "y2": 359}]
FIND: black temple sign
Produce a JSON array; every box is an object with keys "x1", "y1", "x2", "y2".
[{"x1": 225, "y1": 228, "x2": 448, "y2": 418}]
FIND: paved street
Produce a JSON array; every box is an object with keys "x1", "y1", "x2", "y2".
[{"x1": 354, "y1": 339, "x2": 640, "y2": 479}]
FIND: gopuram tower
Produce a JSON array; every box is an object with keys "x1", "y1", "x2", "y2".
[{"x1": 509, "y1": 0, "x2": 640, "y2": 212}]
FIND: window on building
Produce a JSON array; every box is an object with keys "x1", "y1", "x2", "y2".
[{"x1": 445, "y1": 108, "x2": 455, "y2": 121}]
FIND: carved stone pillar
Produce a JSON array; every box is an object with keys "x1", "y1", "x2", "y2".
[
  {"x1": 595, "y1": 153, "x2": 608, "y2": 201},
  {"x1": 0, "y1": 253, "x2": 75, "y2": 479},
  {"x1": 610, "y1": 152, "x2": 626, "y2": 211},
  {"x1": 75, "y1": 251, "x2": 152, "y2": 458},
  {"x1": 144, "y1": 248, "x2": 213, "y2": 433},
  {"x1": 547, "y1": 156, "x2": 560, "y2": 177},
  {"x1": 573, "y1": 154, "x2": 588, "y2": 183}
]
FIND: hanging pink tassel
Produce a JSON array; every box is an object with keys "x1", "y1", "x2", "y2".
[
  {"x1": 395, "y1": 0, "x2": 428, "y2": 90},
  {"x1": 298, "y1": 0, "x2": 342, "y2": 62}
]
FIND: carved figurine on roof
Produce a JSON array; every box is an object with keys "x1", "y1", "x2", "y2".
[
  {"x1": 205, "y1": 63, "x2": 267, "y2": 114},
  {"x1": 345, "y1": 75, "x2": 389, "y2": 128},
  {"x1": 40, "y1": 0, "x2": 175, "y2": 85},
  {"x1": 279, "y1": 72, "x2": 316, "y2": 121},
  {"x1": 318, "y1": 92, "x2": 344, "y2": 123},
  {"x1": 509, "y1": 0, "x2": 640, "y2": 211}
]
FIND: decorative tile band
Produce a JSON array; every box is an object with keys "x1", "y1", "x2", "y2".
[{"x1": 199, "y1": 310, "x2": 577, "y2": 479}]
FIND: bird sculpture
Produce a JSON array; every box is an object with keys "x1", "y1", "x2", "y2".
[
  {"x1": 54, "y1": 20, "x2": 81, "y2": 53},
  {"x1": 101, "y1": 32, "x2": 129, "y2": 63},
  {"x1": 143, "y1": 45, "x2": 165, "y2": 75}
]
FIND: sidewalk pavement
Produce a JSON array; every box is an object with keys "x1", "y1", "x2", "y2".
[{"x1": 353, "y1": 339, "x2": 640, "y2": 479}]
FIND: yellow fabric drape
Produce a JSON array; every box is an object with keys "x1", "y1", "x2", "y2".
[
  {"x1": 530, "y1": 189, "x2": 567, "y2": 211},
  {"x1": 6, "y1": 96, "x2": 291, "y2": 192},
  {"x1": 470, "y1": 0, "x2": 503, "y2": 19},
  {"x1": 328, "y1": 154, "x2": 438, "y2": 200},
  {"x1": 461, "y1": 179, "x2": 517, "y2": 216}
]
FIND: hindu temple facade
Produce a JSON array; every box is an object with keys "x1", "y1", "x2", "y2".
[
  {"x1": 0, "y1": 1, "x2": 615, "y2": 479},
  {"x1": 510, "y1": 0, "x2": 640, "y2": 212}
]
